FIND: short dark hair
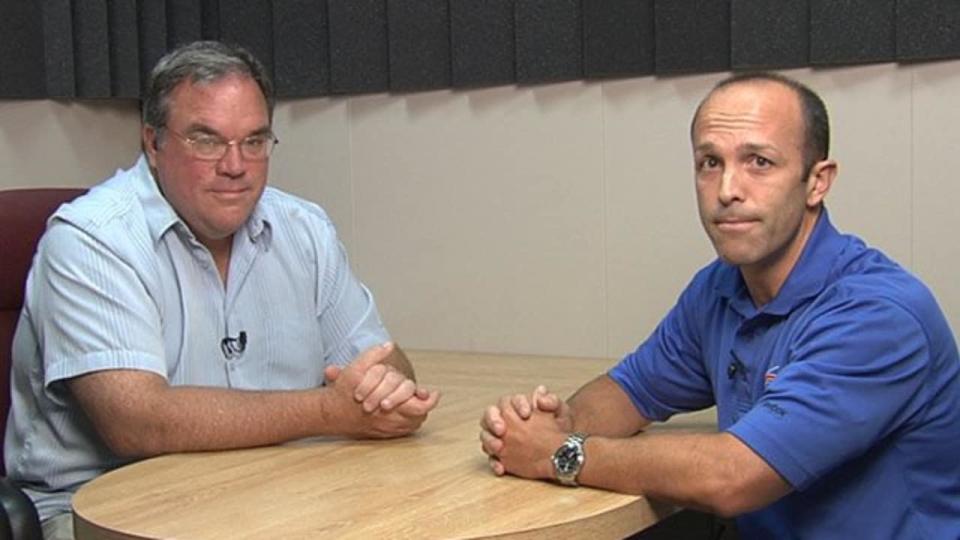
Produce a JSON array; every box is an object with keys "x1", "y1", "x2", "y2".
[
  {"x1": 142, "y1": 41, "x2": 274, "y2": 130},
  {"x1": 691, "y1": 72, "x2": 830, "y2": 174}
]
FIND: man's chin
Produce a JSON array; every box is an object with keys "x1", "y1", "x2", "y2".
[{"x1": 713, "y1": 247, "x2": 758, "y2": 268}]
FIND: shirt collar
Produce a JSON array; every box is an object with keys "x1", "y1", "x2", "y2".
[
  {"x1": 132, "y1": 153, "x2": 272, "y2": 246},
  {"x1": 715, "y1": 208, "x2": 846, "y2": 318}
]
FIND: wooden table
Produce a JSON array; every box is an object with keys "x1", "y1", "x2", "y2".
[{"x1": 73, "y1": 351, "x2": 716, "y2": 539}]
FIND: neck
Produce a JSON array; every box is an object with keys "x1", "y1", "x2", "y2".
[{"x1": 741, "y1": 207, "x2": 821, "y2": 308}]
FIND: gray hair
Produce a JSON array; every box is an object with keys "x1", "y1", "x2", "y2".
[{"x1": 142, "y1": 41, "x2": 275, "y2": 129}]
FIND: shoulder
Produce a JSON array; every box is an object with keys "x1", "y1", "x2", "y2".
[
  {"x1": 806, "y1": 246, "x2": 952, "y2": 352},
  {"x1": 44, "y1": 163, "x2": 151, "y2": 254},
  {"x1": 830, "y1": 246, "x2": 941, "y2": 322}
]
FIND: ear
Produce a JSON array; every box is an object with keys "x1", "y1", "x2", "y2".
[
  {"x1": 142, "y1": 125, "x2": 160, "y2": 169},
  {"x1": 805, "y1": 159, "x2": 837, "y2": 208}
]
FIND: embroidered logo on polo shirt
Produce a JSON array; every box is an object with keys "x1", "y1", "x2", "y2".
[
  {"x1": 761, "y1": 401, "x2": 786, "y2": 417},
  {"x1": 764, "y1": 365, "x2": 780, "y2": 387}
]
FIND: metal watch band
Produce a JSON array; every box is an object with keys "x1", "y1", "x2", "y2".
[{"x1": 554, "y1": 432, "x2": 589, "y2": 487}]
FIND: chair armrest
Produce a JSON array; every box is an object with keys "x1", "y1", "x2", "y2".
[{"x1": 0, "y1": 476, "x2": 41, "y2": 540}]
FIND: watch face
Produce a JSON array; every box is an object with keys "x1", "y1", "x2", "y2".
[{"x1": 556, "y1": 444, "x2": 581, "y2": 473}]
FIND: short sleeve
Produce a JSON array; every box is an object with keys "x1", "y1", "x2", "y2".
[
  {"x1": 314, "y1": 228, "x2": 390, "y2": 366},
  {"x1": 29, "y1": 219, "x2": 168, "y2": 392},
  {"x1": 728, "y1": 295, "x2": 931, "y2": 491},
  {"x1": 609, "y1": 283, "x2": 715, "y2": 422}
]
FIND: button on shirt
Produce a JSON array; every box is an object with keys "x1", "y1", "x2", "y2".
[
  {"x1": 4, "y1": 155, "x2": 391, "y2": 520},
  {"x1": 610, "y1": 210, "x2": 960, "y2": 538}
]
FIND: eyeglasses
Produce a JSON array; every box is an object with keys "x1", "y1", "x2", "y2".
[{"x1": 163, "y1": 127, "x2": 279, "y2": 161}]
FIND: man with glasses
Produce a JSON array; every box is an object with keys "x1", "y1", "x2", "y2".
[{"x1": 5, "y1": 40, "x2": 439, "y2": 540}]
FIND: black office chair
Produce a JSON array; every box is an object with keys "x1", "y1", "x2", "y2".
[{"x1": 0, "y1": 188, "x2": 87, "y2": 540}]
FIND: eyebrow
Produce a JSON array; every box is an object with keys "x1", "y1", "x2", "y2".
[
  {"x1": 694, "y1": 141, "x2": 781, "y2": 156},
  {"x1": 741, "y1": 142, "x2": 780, "y2": 155},
  {"x1": 183, "y1": 123, "x2": 273, "y2": 138}
]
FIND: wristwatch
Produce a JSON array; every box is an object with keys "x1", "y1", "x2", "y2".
[{"x1": 552, "y1": 432, "x2": 589, "y2": 486}]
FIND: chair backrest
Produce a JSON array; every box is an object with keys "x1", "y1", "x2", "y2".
[{"x1": 0, "y1": 188, "x2": 86, "y2": 475}]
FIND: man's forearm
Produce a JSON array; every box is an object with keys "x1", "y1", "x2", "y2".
[
  {"x1": 91, "y1": 382, "x2": 347, "y2": 457},
  {"x1": 68, "y1": 365, "x2": 396, "y2": 458},
  {"x1": 566, "y1": 375, "x2": 650, "y2": 436},
  {"x1": 578, "y1": 431, "x2": 791, "y2": 517}
]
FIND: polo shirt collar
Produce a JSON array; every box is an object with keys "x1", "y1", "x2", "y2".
[
  {"x1": 716, "y1": 208, "x2": 845, "y2": 318},
  {"x1": 133, "y1": 153, "x2": 272, "y2": 246}
]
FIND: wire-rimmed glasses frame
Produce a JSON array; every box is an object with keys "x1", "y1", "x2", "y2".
[{"x1": 162, "y1": 127, "x2": 279, "y2": 161}]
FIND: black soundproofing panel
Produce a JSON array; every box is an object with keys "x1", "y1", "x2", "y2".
[
  {"x1": 107, "y1": 0, "x2": 140, "y2": 98},
  {"x1": 273, "y1": 0, "x2": 330, "y2": 97},
  {"x1": 73, "y1": 0, "x2": 111, "y2": 98},
  {"x1": 5, "y1": 0, "x2": 960, "y2": 100},
  {"x1": 138, "y1": 0, "x2": 168, "y2": 92},
  {"x1": 516, "y1": 0, "x2": 582, "y2": 84},
  {"x1": 0, "y1": 2, "x2": 43, "y2": 97},
  {"x1": 328, "y1": 0, "x2": 390, "y2": 94},
  {"x1": 201, "y1": 0, "x2": 221, "y2": 41},
  {"x1": 810, "y1": 0, "x2": 896, "y2": 65},
  {"x1": 219, "y1": 0, "x2": 274, "y2": 84},
  {"x1": 897, "y1": 0, "x2": 960, "y2": 61},
  {"x1": 731, "y1": 0, "x2": 809, "y2": 69},
  {"x1": 450, "y1": 0, "x2": 515, "y2": 88},
  {"x1": 41, "y1": 0, "x2": 76, "y2": 98},
  {"x1": 655, "y1": 0, "x2": 730, "y2": 74},
  {"x1": 583, "y1": 0, "x2": 654, "y2": 78},
  {"x1": 388, "y1": 0, "x2": 451, "y2": 92},
  {"x1": 167, "y1": 0, "x2": 203, "y2": 49}
]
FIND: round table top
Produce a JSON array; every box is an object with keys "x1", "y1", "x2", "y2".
[{"x1": 73, "y1": 351, "x2": 688, "y2": 539}]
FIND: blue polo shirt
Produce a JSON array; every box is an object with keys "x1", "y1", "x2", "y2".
[{"x1": 610, "y1": 210, "x2": 960, "y2": 538}]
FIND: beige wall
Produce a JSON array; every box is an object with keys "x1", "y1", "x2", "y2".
[{"x1": 2, "y1": 61, "x2": 959, "y2": 359}]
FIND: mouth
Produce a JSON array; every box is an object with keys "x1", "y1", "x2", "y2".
[
  {"x1": 210, "y1": 188, "x2": 251, "y2": 202},
  {"x1": 714, "y1": 218, "x2": 758, "y2": 232},
  {"x1": 211, "y1": 187, "x2": 249, "y2": 195}
]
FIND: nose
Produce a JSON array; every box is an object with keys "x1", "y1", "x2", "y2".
[
  {"x1": 718, "y1": 166, "x2": 743, "y2": 206},
  {"x1": 216, "y1": 142, "x2": 246, "y2": 178}
]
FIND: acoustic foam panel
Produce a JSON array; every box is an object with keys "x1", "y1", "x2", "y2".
[
  {"x1": 166, "y1": 0, "x2": 203, "y2": 48},
  {"x1": 897, "y1": 0, "x2": 960, "y2": 61},
  {"x1": 219, "y1": 0, "x2": 274, "y2": 82},
  {"x1": 138, "y1": 0, "x2": 168, "y2": 91},
  {"x1": 41, "y1": 0, "x2": 75, "y2": 97},
  {"x1": 449, "y1": 0, "x2": 515, "y2": 88},
  {"x1": 515, "y1": 0, "x2": 582, "y2": 84},
  {"x1": 810, "y1": 0, "x2": 896, "y2": 65},
  {"x1": 388, "y1": 0, "x2": 451, "y2": 92},
  {"x1": 0, "y1": 1, "x2": 46, "y2": 97},
  {"x1": 328, "y1": 0, "x2": 390, "y2": 94},
  {"x1": 273, "y1": 0, "x2": 330, "y2": 97},
  {"x1": 655, "y1": 0, "x2": 730, "y2": 74},
  {"x1": 201, "y1": 0, "x2": 220, "y2": 40},
  {"x1": 108, "y1": 0, "x2": 140, "y2": 98},
  {"x1": 731, "y1": 0, "x2": 809, "y2": 69},
  {"x1": 73, "y1": 0, "x2": 111, "y2": 98},
  {"x1": 583, "y1": 0, "x2": 654, "y2": 78}
]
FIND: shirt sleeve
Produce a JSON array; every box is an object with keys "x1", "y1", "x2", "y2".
[
  {"x1": 727, "y1": 292, "x2": 932, "y2": 491},
  {"x1": 609, "y1": 279, "x2": 715, "y2": 422},
  {"x1": 313, "y1": 226, "x2": 391, "y2": 367},
  {"x1": 29, "y1": 219, "x2": 168, "y2": 396}
]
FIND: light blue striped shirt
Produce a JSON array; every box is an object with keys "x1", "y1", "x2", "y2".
[{"x1": 4, "y1": 155, "x2": 390, "y2": 520}]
